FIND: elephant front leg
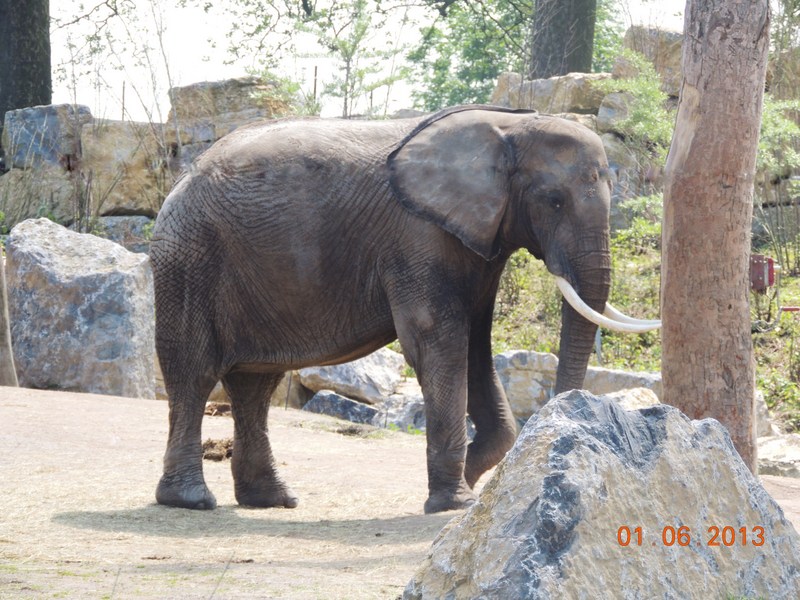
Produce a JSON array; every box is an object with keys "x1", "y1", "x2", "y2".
[
  {"x1": 222, "y1": 372, "x2": 299, "y2": 508},
  {"x1": 407, "y1": 332, "x2": 475, "y2": 514}
]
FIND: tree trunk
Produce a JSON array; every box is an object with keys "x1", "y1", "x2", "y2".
[
  {"x1": 0, "y1": 0, "x2": 52, "y2": 153},
  {"x1": 661, "y1": 0, "x2": 770, "y2": 472},
  {"x1": 529, "y1": 0, "x2": 596, "y2": 79}
]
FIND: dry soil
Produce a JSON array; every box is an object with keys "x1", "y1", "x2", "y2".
[{"x1": 1, "y1": 386, "x2": 798, "y2": 599}]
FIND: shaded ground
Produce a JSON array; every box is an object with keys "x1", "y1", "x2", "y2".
[{"x1": 0, "y1": 387, "x2": 798, "y2": 599}]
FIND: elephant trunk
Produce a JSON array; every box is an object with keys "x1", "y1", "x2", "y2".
[{"x1": 553, "y1": 253, "x2": 611, "y2": 395}]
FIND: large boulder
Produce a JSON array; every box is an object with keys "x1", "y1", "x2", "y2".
[
  {"x1": 491, "y1": 72, "x2": 611, "y2": 114},
  {"x1": 616, "y1": 26, "x2": 683, "y2": 97},
  {"x1": 303, "y1": 389, "x2": 380, "y2": 425},
  {"x1": 0, "y1": 167, "x2": 77, "y2": 226},
  {"x1": 2, "y1": 104, "x2": 92, "y2": 170},
  {"x1": 80, "y1": 120, "x2": 169, "y2": 217},
  {"x1": 494, "y1": 350, "x2": 662, "y2": 420},
  {"x1": 6, "y1": 218, "x2": 154, "y2": 398},
  {"x1": 299, "y1": 347, "x2": 406, "y2": 404},
  {"x1": 166, "y1": 77, "x2": 291, "y2": 149},
  {"x1": 759, "y1": 434, "x2": 800, "y2": 478},
  {"x1": 405, "y1": 390, "x2": 800, "y2": 599}
]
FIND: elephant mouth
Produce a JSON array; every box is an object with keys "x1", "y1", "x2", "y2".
[{"x1": 554, "y1": 277, "x2": 662, "y2": 333}]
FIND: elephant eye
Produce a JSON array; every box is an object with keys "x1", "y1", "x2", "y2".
[{"x1": 547, "y1": 194, "x2": 563, "y2": 211}]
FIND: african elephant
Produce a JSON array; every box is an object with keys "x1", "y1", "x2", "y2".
[{"x1": 151, "y1": 105, "x2": 658, "y2": 514}]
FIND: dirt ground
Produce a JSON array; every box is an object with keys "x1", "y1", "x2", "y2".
[{"x1": 1, "y1": 387, "x2": 798, "y2": 599}]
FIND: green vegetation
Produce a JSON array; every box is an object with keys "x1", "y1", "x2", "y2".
[{"x1": 594, "y1": 49, "x2": 674, "y2": 184}]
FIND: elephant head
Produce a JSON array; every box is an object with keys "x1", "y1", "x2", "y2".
[{"x1": 389, "y1": 106, "x2": 659, "y2": 394}]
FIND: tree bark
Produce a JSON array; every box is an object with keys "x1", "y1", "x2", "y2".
[
  {"x1": 0, "y1": 0, "x2": 52, "y2": 152},
  {"x1": 661, "y1": 0, "x2": 770, "y2": 472},
  {"x1": 529, "y1": 0, "x2": 596, "y2": 79}
]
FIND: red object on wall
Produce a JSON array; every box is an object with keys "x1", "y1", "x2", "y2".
[{"x1": 750, "y1": 254, "x2": 776, "y2": 293}]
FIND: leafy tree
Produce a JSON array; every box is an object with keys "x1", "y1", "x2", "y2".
[
  {"x1": 408, "y1": 0, "x2": 622, "y2": 111},
  {"x1": 298, "y1": 0, "x2": 408, "y2": 117},
  {"x1": 408, "y1": 0, "x2": 529, "y2": 111}
]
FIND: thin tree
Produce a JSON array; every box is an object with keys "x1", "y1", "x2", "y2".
[
  {"x1": 0, "y1": 0, "x2": 52, "y2": 150},
  {"x1": 529, "y1": 0, "x2": 596, "y2": 78},
  {"x1": 661, "y1": 0, "x2": 771, "y2": 471},
  {"x1": 0, "y1": 259, "x2": 17, "y2": 387}
]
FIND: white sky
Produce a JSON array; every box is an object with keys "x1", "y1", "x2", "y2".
[{"x1": 49, "y1": 0, "x2": 686, "y2": 121}]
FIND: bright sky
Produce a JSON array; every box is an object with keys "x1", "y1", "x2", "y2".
[{"x1": 49, "y1": 0, "x2": 686, "y2": 121}]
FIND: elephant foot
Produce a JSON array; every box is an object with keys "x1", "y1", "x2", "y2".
[
  {"x1": 235, "y1": 480, "x2": 299, "y2": 509},
  {"x1": 156, "y1": 475, "x2": 217, "y2": 510},
  {"x1": 423, "y1": 488, "x2": 477, "y2": 514}
]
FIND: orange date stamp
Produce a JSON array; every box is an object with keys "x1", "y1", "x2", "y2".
[{"x1": 617, "y1": 525, "x2": 765, "y2": 547}]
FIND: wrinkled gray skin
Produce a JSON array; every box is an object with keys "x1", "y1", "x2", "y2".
[{"x1": 152, "y1": 105, "x2": 612, "y2": 514}]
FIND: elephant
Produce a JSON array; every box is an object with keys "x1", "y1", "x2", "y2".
[{"x1": 151, "y1": 104, "x2": 659, "y2": 514}]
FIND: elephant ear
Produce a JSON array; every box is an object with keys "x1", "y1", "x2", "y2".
[{"x1": 388, "y1": 108, "x2": 514, "y2": 260}]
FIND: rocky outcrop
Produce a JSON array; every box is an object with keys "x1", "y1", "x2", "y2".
[
  {"x1": 166, "y1": 77, "x2": 292, "y2": 164},
  {"x1": 299, "y1": 347, "x2": 406, "y2": 404},
  {"x1": 0, "y1": 77, "x2": 291, "y2": 232},
  {"x1": 6, "y1": 218, "x2": 154, "y2": 398},
  {"x1": 405, "y1": 390, "x2": 800, "y2": 600},
  {"x1": 2, "y1": 104, "x2": 92, "y2": 170},
  {"x1": 616, "y1": 25, "x2": 683, "y2": 97},
  {"x1": 491, "y1": 71, "x2": 611, "y2": 114},
  {"x1": 0, "y1": 166, "x2": 78, "y2": 226},
  {"x1": 80, "y1": 120, "x2": 169, "y2": 217}
]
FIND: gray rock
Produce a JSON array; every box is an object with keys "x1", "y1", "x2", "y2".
[
  {"x1": 617, "y1": 25, "x2": 683, "y2": 97},
  {"x1": 755, "y1": 390, "x2": 778, "y2": 437},
  {"x1": 80, "y1": 120, "x2": 167, "y2": 217},
  {"x1": 583, "y1": 361, "x2": 663, "y2": 398},
  {"x1": 374, "y1": 392, "x2": 426, "y2": 432},
  {"x1": 494, "y1": 350, "x2": 662, "y2": 420},
  {"x1": 491, "y1": 72, "x2": 611, "y2": 114},
  {"x1": 406, "y1": 390, "x2": 800, "y2": 599},
  {"x1": 299, "y1": 347, "x2": 406, "y2": 404},
  {"x1": 596, "y1": 92, "x2": 633, "y2": 134},
  {"x1": 272, "y1": 370, "x2": 314, "y2": 409},
  {"x1": 0, "y1": 166, "x2": 77, "y2": 227},
  {"x1": 2, "y1": 104, "x2": 92, "y2": 169},
  {"x1": 303, "y1": 390, "x2": 380, "y2": 424},
  {"x1": 599, "y1": 386, "x2": 660, "y2": 410},
  {"x1": 494, "y1": 351, "x2": 557, "y2": 419},
  {"x1": 86, "y1": 216, "x2": 154, "y2": 254},
  {"x1": 759, "y1": 434, "x2": 800, "y2": 478},
  {"x1": 7, "y1": 218, "x2": 154, "y2": 398}
]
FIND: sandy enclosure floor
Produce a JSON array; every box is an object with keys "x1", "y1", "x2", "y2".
[
  {"x1": 0, "y1": 387, "x2": 453, "y2": 599},
  {"x1": 1, "y1": 387, "x2": 798, "y2": 599}
]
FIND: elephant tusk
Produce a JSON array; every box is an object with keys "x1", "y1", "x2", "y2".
[
  {"x1": 604, "y1": 302, "x2": 662, "y2": 327},
  {"x1": 554, "y1": 277, "x2": 662, "y2": 333}
]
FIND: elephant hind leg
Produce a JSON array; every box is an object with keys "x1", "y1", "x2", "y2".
[
  {"x1": 222, "y1": 371, "x2": 299, "y2": 509},
  {"x1": 156, "y1": 371, "x2": 219, "y2": 510}
]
